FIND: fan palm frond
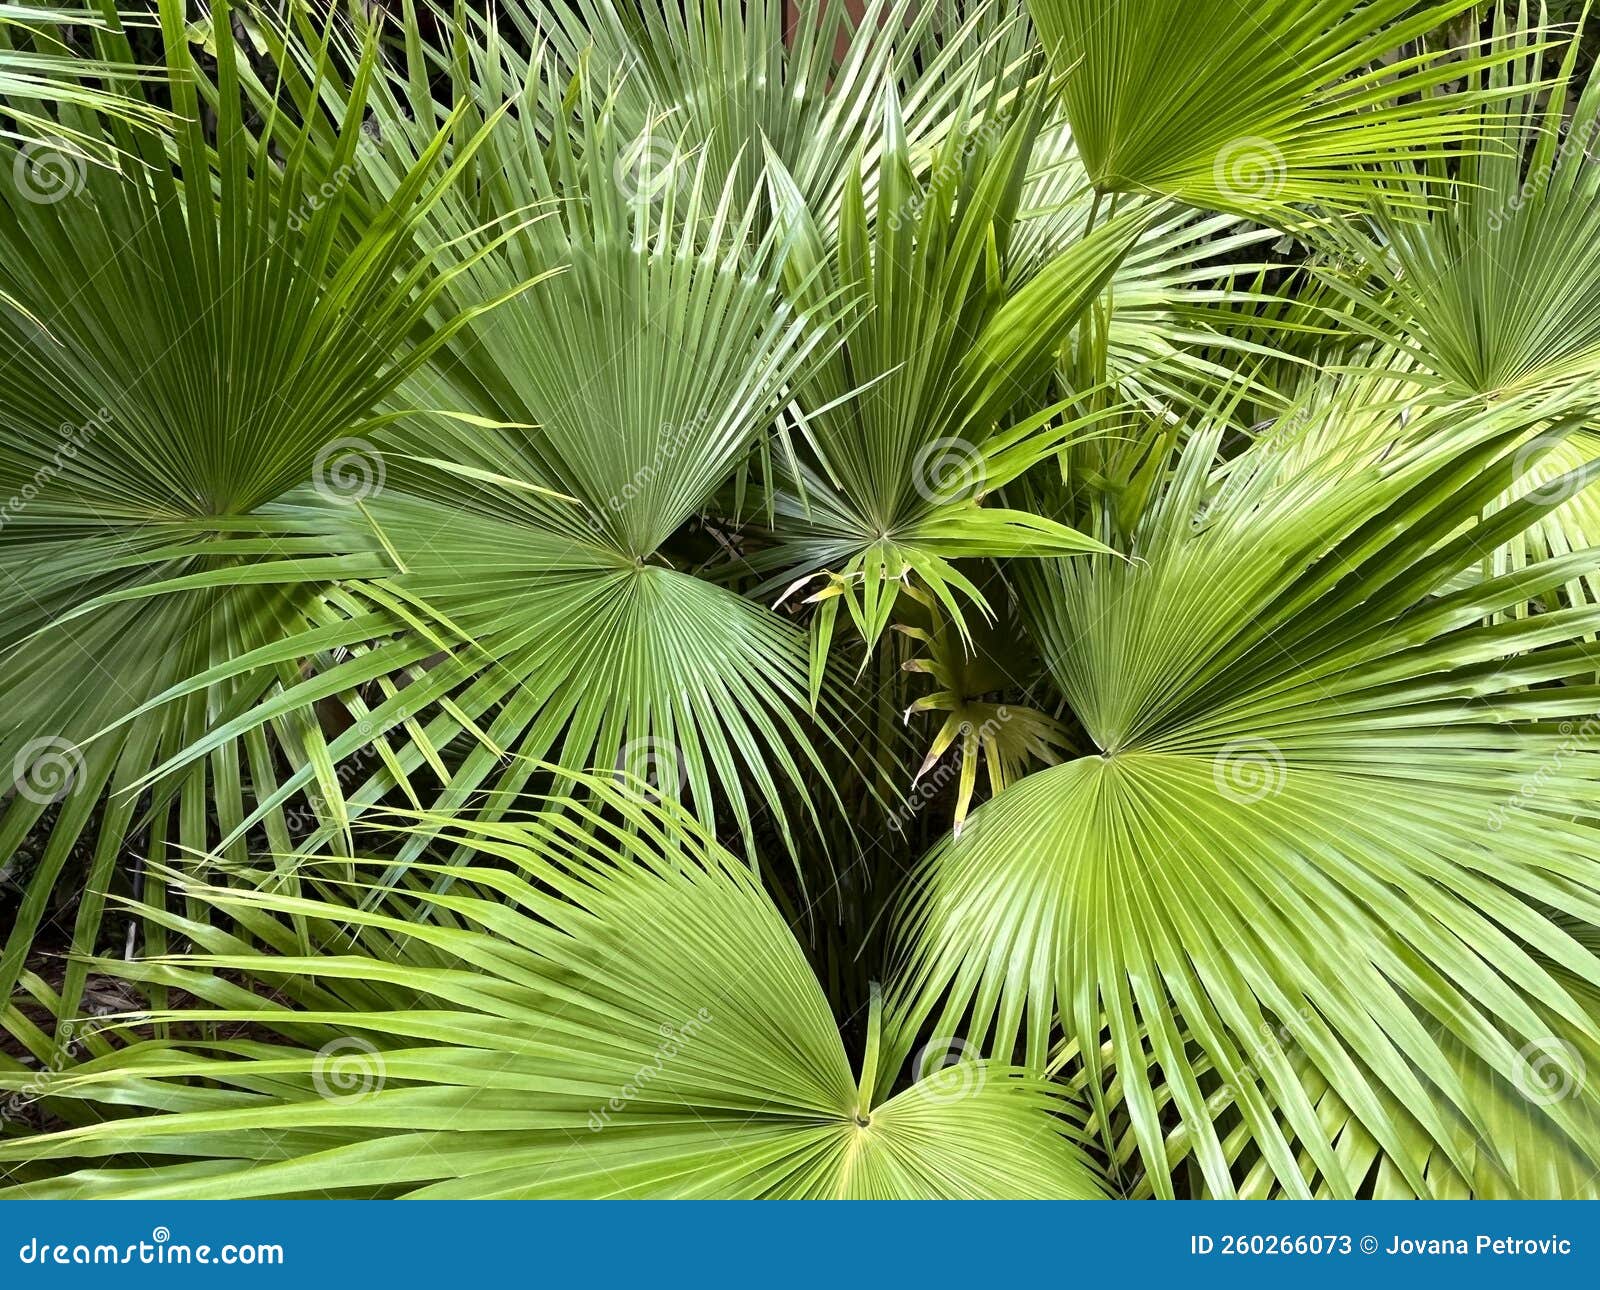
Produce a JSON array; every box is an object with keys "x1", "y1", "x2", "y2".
[
  {"x1": 757, "y1": 86, "x2": 1138, "y2": 679},
  {"x1": 0, "y1": 777, "x2": 1106, "y2": 1200},
  {"x1": 0, "y1": 0, "x2": 514, "y2": 1017},
  {"x1": 1028, "y1": 0, "x2": 1535, "y2": 215},
  {"x1": 887, "y1": 385, "x2": 1600, "y2": 1198},
  {"x1": 1328, "y1": 5, "x2": 1600, "y2": 404},
  {"x1": 88, "y1": 77, "x2": 867, "y2": 874}
]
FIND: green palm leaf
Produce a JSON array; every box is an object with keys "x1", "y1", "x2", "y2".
[
  {"x1": 522, "y1": 0, "x2": 999, "y2": 227},
  {"x1": 91, "y1": 78, "x2": 871, "y2": 870},
  {"x1": 1327, "y1": 5, "x2": 1600, "y2": 403},
  {"x1": 1029, "y1": 0, "x2": 1532, "y2": 215},
  {"x1": 0, "y1": 777, "x2": 1106, "y2": 1200},
  {"x1": 756, "y1": 86, "x2": 1136, "y2": 677},
  {"x1": 0, "y1": 0, "x2": 514, "y2": 1015},
  {"x1": 0, "y1": 5, "x2": 166, "y2": 152},
  {"x1": 5, "y1": 0, "x2": 1600, "y2": 1205},
  {"x1": 888, "y1": 388, "x2": 1600, "y2": 1198},
  {"x1": 1315, "y1": 8, "x2": 1600, "y2": 612}
]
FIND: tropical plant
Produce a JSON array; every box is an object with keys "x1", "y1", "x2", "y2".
[
  {"x1": 0, "y1": 775, "x2": 1106, "y2": 1199},
  {"x1": 2, "y1": 0, "x2": 1600, "y2": 1202},
  {"x1": 0, "y1": 0, "x2": 524, "y2": 1027}
]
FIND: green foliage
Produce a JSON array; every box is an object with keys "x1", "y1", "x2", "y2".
[
  {"x1": 2, "y1": 0, "x2": 1600, "y2": 1201},
  {"x1": 0, "y1": 777, "x2": 1105, "y2": 1199}
]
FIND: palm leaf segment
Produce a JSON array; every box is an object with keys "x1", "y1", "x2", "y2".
[
  {"x1": 1330, "y1": 5, "x2": 1600, "y2": 404},
  {"x1": 889, "y1": 391, "x2": 1600, "y2": 1198},
  {"x1": 0, "y1": 778, "x2": 1106, "y2": 1200},
  {"x1": 1029, "y1": 0, "x2": 1527, "y2": 215},
  {"x1": 523, "y1": 0, "x2": 994, "y2": 226},
  {"x1": 1322, "y1": 8, "x2": 1600, "y2": 611},
  {"x1": 0, "y1": 6, "x2": 166, "y2": 154}
]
